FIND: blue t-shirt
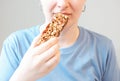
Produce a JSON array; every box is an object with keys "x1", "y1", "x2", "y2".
[{"x1": 0, "y1": 25, "x2": 119, "y2": 81}]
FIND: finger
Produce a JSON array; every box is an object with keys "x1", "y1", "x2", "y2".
[
  {"x1": 34, "y1": 37, "x2": 59, "y2": 55},
  {"x1": 31, "y1": 23, "x2": 50, "y2": 47},
  {"x1": 36, "y1": 51, "x2": 60, "y2": 77},
  {"x1": 31, "y1": 34, "x2": 42, "y2": 48},
  {"x1": 44, "y1": 51, "x2": 60, "y2": 71},
  {"x1": 37, "y1": 44, "x2": 60, "y2": 63}
]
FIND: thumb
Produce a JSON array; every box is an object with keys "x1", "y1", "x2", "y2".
[{"x1": 30, "y1": 34, "x2": 42, "y2": 48}]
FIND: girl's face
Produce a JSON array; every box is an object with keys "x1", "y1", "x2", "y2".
[{"x1": 40, "y1": 0, "x2": 86, "y2": 27}]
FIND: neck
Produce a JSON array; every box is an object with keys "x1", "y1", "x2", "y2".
[{"x1": 58, "y1": 25, "x2": 80, "y2": 48}]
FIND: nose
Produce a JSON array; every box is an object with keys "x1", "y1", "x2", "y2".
[{"x1": 57, "y1": 0, "x2": 69, "y2": 10}]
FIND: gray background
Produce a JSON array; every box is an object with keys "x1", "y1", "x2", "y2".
[{"x1": 0, "y1": 0, "x2": 120, "y2": 67}]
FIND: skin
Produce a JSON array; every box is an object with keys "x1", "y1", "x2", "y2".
[
  {"x1": 40, "y1": 0, "x2": 86, "y2": 48},
  {"x1": 10, "y1": 0, "x2": 86, "y2": 81}
]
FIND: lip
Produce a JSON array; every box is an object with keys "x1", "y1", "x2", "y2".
[
  {"x1": 53, "y1": 12, "x2": 72, "y2": 16},
  {"x1": 61, "y1": 12, "x2": 72, "y2": 15}
]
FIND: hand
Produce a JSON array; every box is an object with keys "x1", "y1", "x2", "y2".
[{"x1": 10, "y1": 35, "x2": 60, "y2": 81}]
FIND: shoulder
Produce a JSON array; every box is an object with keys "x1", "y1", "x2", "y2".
[
  {"x1": 11, "y1": 25, "x2": 39, "y2": 39},
  {"x1": 4, "y1": 25, "x2": 39, "y2": 43},
  {"x1": 2, "y1": 25, "x2": 40, "y2": 53},
  {"x1": 80, "y1": 27, "x2": 115, "y2": 61},
  {"x1": 81, "y1": 27, "x2": 116, "y2": 62},
  {"x1": 81, "y1": 27, "x2": 112, "y2": 46}
]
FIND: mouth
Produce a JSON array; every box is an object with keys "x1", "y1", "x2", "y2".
[{"x1": 53, "y1": 12, "x2": 72, "y2": 16}]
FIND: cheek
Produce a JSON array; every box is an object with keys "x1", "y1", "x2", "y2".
[
  {"x1": 73, "y1": 0, "x2": 85, "y2": 11},
  {"x1": 40, "y1": 0, "x2": 57, "y2": 21},
  {"x1": 74, "y1": 1, "x2": 85, "y2": 15},
  {"x1": 41, "y1": 0, "x2": 56, "y2": 13},
  {"x1": 71, "y1": 0, "x2": 85, "y2": 22}
]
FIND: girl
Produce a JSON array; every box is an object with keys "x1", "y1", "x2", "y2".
[{"x1": 0, "y1": 0, "x2": 119, "y2": 81}]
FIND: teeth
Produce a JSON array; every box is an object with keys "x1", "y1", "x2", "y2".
[{"x1": 38, "y1": 13, "x2": 69, "y2": 45}]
